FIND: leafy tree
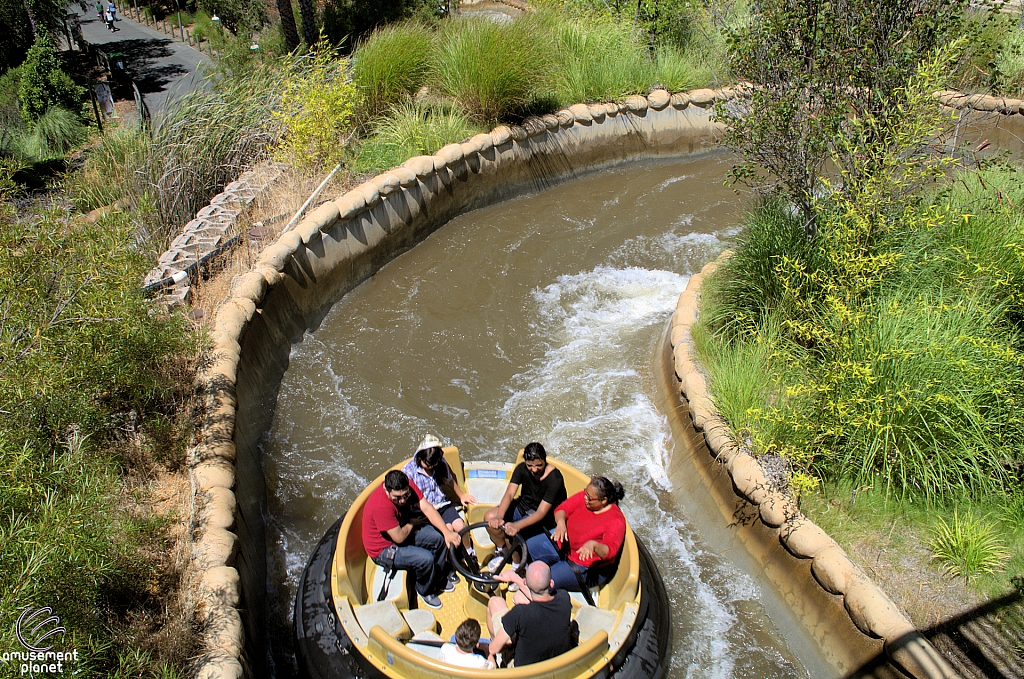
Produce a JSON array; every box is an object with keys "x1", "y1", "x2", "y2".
[
  {"x1": 18, "y1": 33, "x2": 83, "y2": 123},
  {"x1": 196, "y1": 0, "x2": 267, "y2": 35},
  {"x1": 717, "y1": 0, "x2": 967, "y2": 237},
  {"x1": 0, "y1": 0, "x2": 67, "y2": 70}
]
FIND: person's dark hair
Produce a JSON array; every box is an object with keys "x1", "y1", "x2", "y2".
[
  {"x1": 415, "y1": 446, "x2": 445, "y2": 469},
  {"x1": 590, "y1": 476, "x2": 625, "y2": 504},
  {"x1": 384, "y1": 470, "x2": 410, "y2": 492},
  {"x1": 523, "y1": 442, "x2": 547, "y2": 462},
  {"x1": 454, "y1": 618, "x2": 481, "y2": 653}
]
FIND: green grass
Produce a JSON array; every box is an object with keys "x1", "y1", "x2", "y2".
[
  {"x1": 352, "y1": 102, "x2": 483, "y2": 173},
  {"x1": 353, "y1": 22, "x2": 436, "y2": 117},
  {"x1": 695, "y1": 167, "x2": 1024, "y2": 500}
]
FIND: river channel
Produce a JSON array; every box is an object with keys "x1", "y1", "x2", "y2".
[{"x1": 262, "y1": 153, "x2": 820, "y2": 678}]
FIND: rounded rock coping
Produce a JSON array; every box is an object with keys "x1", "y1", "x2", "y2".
[{"x1": 669, "y1": 253, "x2": 960, "y2": 679}]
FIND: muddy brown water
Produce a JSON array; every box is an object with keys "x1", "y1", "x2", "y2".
[{"x1": 263, "y1": 153, "x2": 837, "y2": 678}]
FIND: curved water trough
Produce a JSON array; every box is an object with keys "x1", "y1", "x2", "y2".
[{"x1": 187, "y1": 89, "x2": 1023, "y2": 679}]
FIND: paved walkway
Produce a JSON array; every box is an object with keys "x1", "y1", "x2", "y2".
[{"x1": 70, "y1": 4, "x2": 210, "y2": 115}]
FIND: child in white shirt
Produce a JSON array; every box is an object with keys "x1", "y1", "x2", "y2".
[{"x1": 439, "y1": 618, "x2": 494, "y2": 669}]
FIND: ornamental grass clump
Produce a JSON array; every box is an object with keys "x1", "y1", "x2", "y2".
[
  {"x1": 353, "y1": 22, "x2": 435, "y2": 117},
  {"x1": 551, "y1": 17, "x2": 653, "y2": 106},
  {"x1": 930, "y1": 511, "x2": 1009, "y2": 580},
  {"x1": 74, "y1": 62, "x2": 286, "y2": 238},
  {"x1": 433, "y1": 14, "x2": 555, "y2": 124},
  {"x1": 352, "y1": 102, "x2": 483, "y2": 174}
]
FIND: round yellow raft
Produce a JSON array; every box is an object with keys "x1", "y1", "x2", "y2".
[{"x1": 294, "y1": 448, "x2": 670, "y2": 679}]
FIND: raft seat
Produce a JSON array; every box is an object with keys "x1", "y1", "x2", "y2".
[
  {"x1": 408, "y1": 630, "x2": 444, "y2": 660},
  {"x1": 403, "y1": 608, "x2": 437, "y2": 636},
  {"x1": 355, "y1": 601, "x2": 412, "y2": 640},
  {"x1": 368, "y1": 561, "x2": 410, "y2": 609},
  {"x1": 573, "y1": 605, "x2": 618, "y2": 642},
  {"x1": 568, "y1": 587, "x2": 602, "y2": 608}
]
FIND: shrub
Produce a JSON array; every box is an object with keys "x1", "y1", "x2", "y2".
[
  {"x1": 433, "y1": 15, "x2": 554, "y2": 123},
  {"x1": 352, "y1": 101, "x2": 482, "y2": 173},
  {"x1": 0, "y1": 202, "x2": 193, "y2": 675},
  {"x1": 958, "y1": 7, "x2": 1014, "y2": 92},
  {"x1": 18, "y1": 34, "x2": 85, "y2": 123},
  {"x1": 0, "y1": 65, "x2": 23, "y2": 110},
  {"x1": 353, "y1": 22, "x2": 435, "y2": 117},
  {"x1": 930, "y1": 511, "x2": 1009, "y2": 580},
  {"x1": 275, "y1": 44, "x2": 360, "y2": 169}
]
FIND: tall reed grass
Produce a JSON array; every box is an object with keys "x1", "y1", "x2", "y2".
[
  {"x1": 73, "y1": 66, "x2": 284, "y2": 240},
  {"x1": 353, "y1": 23, "x2": 435, "y2": 117},
  {"x1": 433, "y1": 15, "x2": 555, "y2": 123}
]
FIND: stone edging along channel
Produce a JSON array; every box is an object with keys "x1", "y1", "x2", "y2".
[
  {"x1": 669, "y1": 258, "x2": 960, "y2": 679},
  {"x1": 184, "y1": 85, "x2": 1013, "y2": 678},
  {"x1": 143, "y1": 163, "x2": 287, "y2": 308}
]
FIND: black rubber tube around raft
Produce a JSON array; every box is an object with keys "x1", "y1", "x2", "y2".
[{"x1": 294, "y1": 517, "x2": 671, "y2": 679}]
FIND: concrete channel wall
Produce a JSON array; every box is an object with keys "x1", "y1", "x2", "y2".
[{"x1": 186, "y1": 89, "x2": 1023, "y2": 678}]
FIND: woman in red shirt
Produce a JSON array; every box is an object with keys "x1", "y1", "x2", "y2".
[{"x1": 549, "y1": 476, "x2": 626, "y2": 591}]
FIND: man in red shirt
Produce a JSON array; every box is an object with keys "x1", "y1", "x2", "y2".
[{"x1": 363, "y1": 470, "x2": 462, "y2": 608}]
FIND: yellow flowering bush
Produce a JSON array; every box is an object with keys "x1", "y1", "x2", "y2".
[{"x1": 275, "y1": 42, "x2": 360, "y2": 169}]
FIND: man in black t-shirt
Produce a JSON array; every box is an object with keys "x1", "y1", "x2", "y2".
[
  {"x1": 486, "y1": 562, "x2": 573, "y2": 666},
  {"x1": 484, "y1": 442, "x2": 567, "y2": 569}
]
